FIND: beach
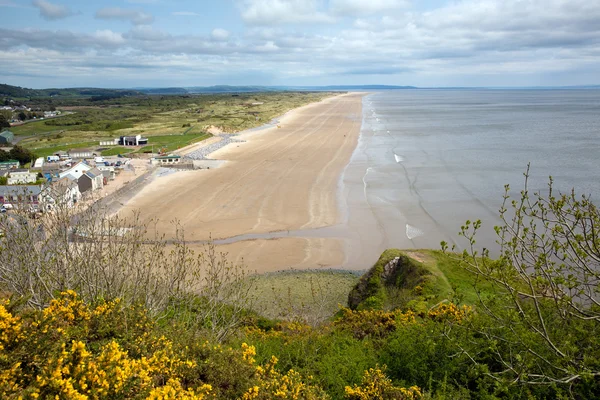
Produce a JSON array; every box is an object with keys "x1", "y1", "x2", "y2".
[{"x1": 118, "y1": 93, "x2": 364, "y2": 272}]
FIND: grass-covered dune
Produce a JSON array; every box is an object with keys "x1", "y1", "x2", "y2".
[{"x1": 9, "y1": 92, "x2": 334, "y2": 158}]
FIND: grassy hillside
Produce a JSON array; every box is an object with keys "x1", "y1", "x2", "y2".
[
  {"x1": 1, "y1": 83, "x2": 142, "y2": 100},
  {"x1": 9, "y1": 91, "x2": 333, "y2": 157}
]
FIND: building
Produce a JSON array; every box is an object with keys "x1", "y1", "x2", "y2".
[
  {"x1": 0, "y1": 160, "x2": 20, "y2": 170},
  {"x1": 68, "y1": 148, "x2": 94, "y2": 159},
  {"x1": 151, "y1": 155, "x2": 182, "y2": 165},
  {"x1": 59, "y1": 161, "x2": 92, "y2": 180},
  {"x1": 77, "y1": 168, "x2": 104, "y2": 194},
  {"x1": 7, "y1": 169, "x2": 37, "y2": 185},
  {"x1": 48, "y1": 177, "x2": 81, "y2": 208},
  {"x1": 0, "y1": 130, "x2": 14, "y2": 145},
  {"x1": 97, "y1": 165, "x2": 116, "y2": 180},
  {"x1": 55, "y1": 151, "x2": 69, "y2": 160},
  {"x1": 42, "y1": 164, "x2": 62, "y2": 182},
  {"x1": 33, "y1": 157, "x2": 44, "y2": 169},
  {"x1": 120, "y1": 135, "x2": 148, "y2": 146},
  {"x1": 0, "y1": 185, "x2": 44, "y2": 207}
]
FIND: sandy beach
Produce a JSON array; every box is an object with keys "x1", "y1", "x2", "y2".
[{"x1": 119, "y1": 93, "x2": 364, "y2": 272}]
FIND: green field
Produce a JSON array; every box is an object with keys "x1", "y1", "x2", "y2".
[
  {"x1": 137, "y1": 132, "x2": 212, "y2": 153},
  {"x1": 249, "y1": 270, "x2": 360, "y2": 324},
  {"x1": 9, "y1": 92, "x2": 334, "y2": 158}
]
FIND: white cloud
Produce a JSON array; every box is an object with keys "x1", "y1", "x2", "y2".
[
  {"x1": 240, "y1": 0, "x2": 334, "y2": 25},
  {"x1": 94, "y1": 30, "x2": 125, "y2": 46},
  {"x1": 32, "y1": 0, "x2": 75, "y2": 20},
  {"x1": 3, "y1": 0, "x2": 600, "y2": 86},
  {"x1": 95, "y1": 7, "x2": 154, "y2": 25},
  {"x1": 330, "y1": 0, "x2": 408, "y2": 16},
  {"x1": 211, "y1": 28, "x2": 230, "y2": 41}
]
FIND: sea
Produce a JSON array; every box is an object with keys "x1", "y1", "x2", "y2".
[{"x1": 339, "y1": 89, "x2": 600, "y2": 269}]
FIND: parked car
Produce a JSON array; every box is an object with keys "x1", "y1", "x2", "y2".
[
  {"x1": 0, "y1": 206, "x2": 6, "y2": 213},
  {"x1": 2, "y1": 203, "x2": 13, "y2": 210}
]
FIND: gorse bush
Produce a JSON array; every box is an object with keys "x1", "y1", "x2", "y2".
[
  {"x1": 0, "y1": 291, "x2": 332, "y2": 399},
  {"x1": 0, "y1": 197, "x2": 253, "y2": 342}
]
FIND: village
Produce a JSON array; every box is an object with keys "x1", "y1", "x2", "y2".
[{"x1": 0, "y1": 130, "x2": 185, "y2": 216}]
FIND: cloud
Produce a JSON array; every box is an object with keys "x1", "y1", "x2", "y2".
[
  {"x1": 93, "y1": 30, "x2": 125, "y2": 46},
  {"x1": 240, "y1": 0, "x2": 334, "y2": 25},
  {"x1": 3, "y1": 0, "x2": 600, "y2": 87},
  {"x1": 330, "y1": 0, "x2": 408, "y2": 16},
  {"x1": 211, "y1": 28, "x2": 230, "y2": 41},
  {"x1": 172, "y1": 11, "x2": 201, "y2": 16},
  {"x1": 32, "y1": 0, "x2": 75, "y2": 20},
  {"x1": 95, "y1": 7, "x2": 154, "y2": 25},
  {"x1": 126, "y1": 26, "x2": 171, "y2": 42}
]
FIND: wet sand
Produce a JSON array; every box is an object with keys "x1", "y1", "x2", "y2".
[{"x1": 119, "y1": 93, "x2": 364, "y2": 272}]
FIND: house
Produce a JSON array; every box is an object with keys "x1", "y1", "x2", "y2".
[
  {"x1": 0, "y1": 130, "x2": 14, "y2": 145},
  {"x1": 0, "y1": 185, "x2": 44, "y2": 207},
  {"x1": 68, "y1": 148, "x2": 94, "y2": 159},
  {"x1": 151, "y1": 155, "x2": 182, "y2": 165},
  {"x1": 0, "y1": 160, "x2": 20, "y2": 170},
  {"x1": 48, "y1": 177, "x2": 81, "y2": 208},
  {"x1": 42, "y1": 163, "x2": 63, "y2": 182},
  {"x1": 77, "y1": 168, "x2": 104, "y2": 194},
  {"x1": 59, "y1": 161, "x2": 91, "y2": 180},
  {"x1": 7, "y1": 169, "x2": 37, "y2": 185},
  {"x1": 119, "y1": 134, "x2": 148, "y2": 146},
  {"x1": 97, "y1": 165, "x2": 116, "y2": 180}
]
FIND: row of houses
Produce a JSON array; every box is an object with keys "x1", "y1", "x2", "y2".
[
  {"x1": 0, "y1": 159, "x2": 119, "y2": 210},
  {"x1": 0, "y1": 180, "x2": 80, "y2": 210},
  {"x1": 0, "y1": 169, "x2": 38, "y2": 185}
]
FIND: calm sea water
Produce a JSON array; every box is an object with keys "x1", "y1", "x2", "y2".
[{"x1": 340, "y1": 89, "x2": 600, "y2": 267}]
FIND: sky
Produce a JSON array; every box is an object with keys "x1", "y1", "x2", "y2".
[{"x1": 1, "y1": 0, "x2": 599, "y2": 88}]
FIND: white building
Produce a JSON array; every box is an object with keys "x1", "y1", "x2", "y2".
[
  {"x1": 68, "y1": 148, "x2": 94, "y2": 159},
  {"x1": 59, "y1": 161, "x2": 92, "y2": 180},
  {"x1": 48, "y1": 177, "x2": 81, "y2": 208},
  {"x1": 7, "y1": 169, "x2": 37, "y2": 185}
]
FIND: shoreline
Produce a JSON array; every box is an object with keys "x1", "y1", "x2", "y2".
[{"x1": 117, "y1": 92, "x2": 365, "y2": 273}]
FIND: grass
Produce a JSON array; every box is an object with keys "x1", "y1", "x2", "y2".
[
  {"x1": 28, "y1": 141, "x2": 99, "y2": 158},
  {"x1": 137, "y1": 133, "x2": 212, "y2": 154},
  {"x1": 10, "y1": 92, "x2": 334, "y2": 158},
  {"x1": 100, "y1": 147, "x2": 134, "y2": 156},
  {"x1": 348, "y1": 249, "x2": 496, "y2": 311},
  {"x1": 249, "y1": 270, "x2": 360, "y2": 322}
]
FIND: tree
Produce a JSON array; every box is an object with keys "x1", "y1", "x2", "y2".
[
  {"x1": 9, "y1": 145, "x2": 35, "y2": 165},
  {"x1": 0, "y1": 114, "x2": 10, "y2": 129},
  {"x1": 0, "y1": 149, "x2": 10, "y2": 162},
  {"x1": 18, "y1": 111, "x2": 27, "y2": 121},
  {"x1": 444, "y1": 166, "x2": 600, "y2": 393},
  {"x1": 0, "y1": 176, "x2": 6, "y2": 185}
]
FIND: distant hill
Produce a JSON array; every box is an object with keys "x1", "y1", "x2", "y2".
[
  {"x1": 135, "y1": 85, "x2": 418, "y2": 94},
  {"x1": 0, "y1": 83, "x2": 142, "y2": 99}
]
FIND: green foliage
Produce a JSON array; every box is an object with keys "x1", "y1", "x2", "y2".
[
  {"x1": 0, "y1": 176, "x2": 6, "y2": 185},
  {"x1": 8, "y1": 145, "x2": 35, "y2": 165},
  {"x1": 348, "y1": 250, "x2": 455, "y2": 311},
  {"x1": 443, "y1": 166, "x2": 600, "y2": 396},
  {"x1": 0, "y1": 114, "x2": 10, "y2": 128}
]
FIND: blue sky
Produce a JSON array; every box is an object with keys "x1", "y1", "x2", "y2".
[{"x1": 1, "y1": 0, "x2": 599, "y2": 88}]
